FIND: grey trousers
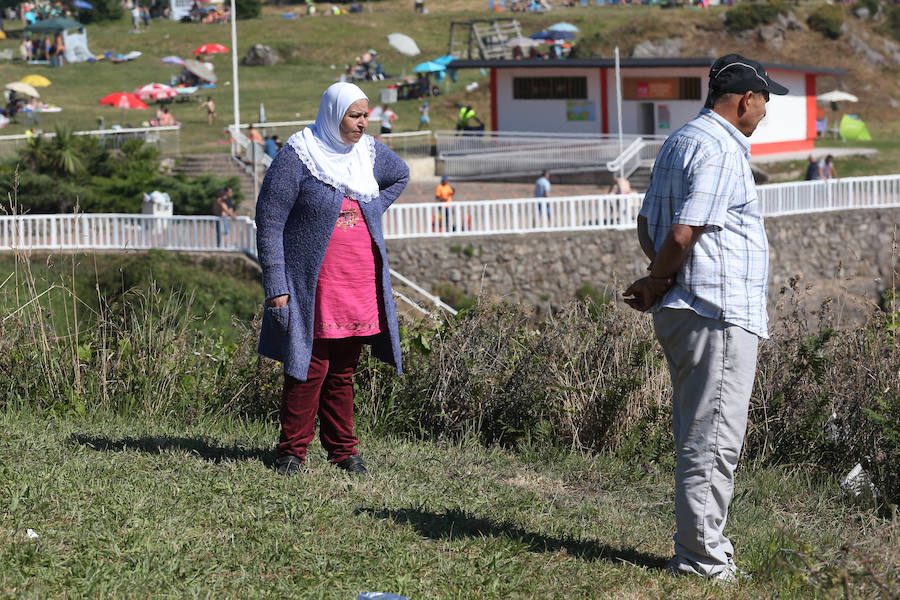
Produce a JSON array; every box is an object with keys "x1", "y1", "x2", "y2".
[{"x1": 652, "y1": 308, "x2": 759, "y2": 577}]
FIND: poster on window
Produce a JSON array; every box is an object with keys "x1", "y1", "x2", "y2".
[
  {"x1": 658, "y1": 104, "x2": 670, "y2": 129},
  {"x1": 566, "y1": 101, "x2": 596, "y2": 122}
]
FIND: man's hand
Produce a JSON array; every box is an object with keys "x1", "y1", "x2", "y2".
[
  {"x1": 622, "y1": 277, "x2": 656, "y2": 312},
  {"x1": 266, "y1": 294, "x2": 289, "y2": 308}
]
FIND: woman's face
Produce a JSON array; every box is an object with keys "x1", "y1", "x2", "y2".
[{"x1": 339, "y1": 99, "x2": 369, "y2": 145}]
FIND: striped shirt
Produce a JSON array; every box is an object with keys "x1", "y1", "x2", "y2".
[{"x1": 639, "y1": 108, "x2": 769, "y2": 338}]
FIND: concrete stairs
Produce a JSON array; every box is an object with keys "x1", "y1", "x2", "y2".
[
  {"x1": 628, "y1": 165, "x2": 653, "y2": 192},
  {"x1": 172, "y1": 154, "x2": 258, "y2": 217}
]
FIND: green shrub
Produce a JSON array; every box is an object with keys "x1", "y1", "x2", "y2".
[
  {"x1": 724, "y1": 0, "x2": 786, "y2": 32},
  {"x1": 354, "y1": 299, "x2": 671, "y2": 457},
  {"x1": 885, "y1": 4, "x2": 900, "y2": 41},
  {"x1": 75, "y1": 0, "x2": 123, "y2": 23},
  {"x1": 1, "y1": 134, "x2": 241, "y2": 215},
  {"x1": 0, "y1": 269, "x2": 279, "y2": 419},
  {"x1": 432, "y1": 282, "x2": 476, "y2": 311},
  {"x1": 747, "y1": 283, "x2": 900, "y2": 505},
  {"x1": 807, "y1": 4, "x2": 844, "y2": 40},
  {"x1": 854, "y1": 0, "x2": 879, "y2": 18},
  {"x1": 235, "y1": 0, "x2": 261, "y2": 19}
]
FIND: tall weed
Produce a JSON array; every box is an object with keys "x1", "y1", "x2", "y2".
[{"x1": 354, "y1": 298, "x2": 672, "y2": 459}]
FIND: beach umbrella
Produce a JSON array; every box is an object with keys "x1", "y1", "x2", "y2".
[
  {"x1": 506, "y1": 37, "x2": 539, "y2": 48},
  {"x1": 412, "y1": 60, "x2": 447, "y2": 73},
  {"x1": 387, "y1": 33, "x2": 421, "y2": 57},
  {"x1": 134, "y1": 83, "x2": 178, "y2": 101},
  {"x1": 547, "y1": 22, "x2": 579, "y2": 33},
  {"x1": 73, "y1": 0, "x2": 93, "y2": 8},
  {"x1": 99, "y1": 92, "x2": 148, "y2": 109},
  {"x1": 161, "y1": 55, "x2": 185, "y2": 65},
  {"x1": 193, "y1": 43, "x2": 229, "y2": 56},
  {"x1": 5, "y1": 81, "x2": 40, "y2": 98},
  {"x1": 184, "y1": 58, "x2": 218, "y2": 83},
  {"x1": 433, "y1": 54, "x2": 457, "y2": 66},
  {"x1": 20, "y1": 74, "x2": 51, "y2": 87},
  {"x1": 530, "y1": 30, "x2": 576, "y2": 41},
  {"x1": 816, "y1": 90, "x2": 858, "y2": 103}
]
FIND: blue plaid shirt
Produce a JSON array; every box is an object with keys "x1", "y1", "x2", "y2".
[{"x1": 640, "y1": 109, "x2": 769, "y2": 338}]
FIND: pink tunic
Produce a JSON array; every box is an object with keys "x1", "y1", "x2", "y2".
[{"x1": 314, "y1": 197, "x2": 382, "y2": 339}]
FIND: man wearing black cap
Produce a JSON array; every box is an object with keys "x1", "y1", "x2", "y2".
[{"x1": 623, "y1": 54, "x2": 788, "y2": 582}]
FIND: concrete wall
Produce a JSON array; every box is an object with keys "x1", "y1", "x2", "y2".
[{"x1": 387, "y1": 207, "x2": 899, "y2": 320}]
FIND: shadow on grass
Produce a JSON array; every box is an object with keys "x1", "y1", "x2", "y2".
[
  {"x1": 68, "y1": 433, "x2": 273, "y2": 466},
  {"x1": 357, "y1": 507, "x2": 668, "y2": 570}
]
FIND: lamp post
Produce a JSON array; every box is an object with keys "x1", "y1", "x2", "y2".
[{"x1": 230, "y1": 0, "x2": 240, "y2": 137}]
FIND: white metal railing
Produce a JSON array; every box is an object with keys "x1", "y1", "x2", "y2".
[
  {"x1": 756, "y1": 175, "x2": 900, "y2": 216},
  {"x1": 384, "y1": 194, "x2": 644, "y2": 238},
  {"x1": 605, "y1": 137, "x2": 666, "y2": 179},
  {"x1": 434, "y1": 130, "x2": 667, "y2": 178},
  {"x1": 0, "y1": 213, "x2": 258, "y2": 257},
  {"x1": 379, "y1": 130, "x2": 433, "y2": 159},
  {"x1": 0, "y1": 125, "x2": 182, "y2": 158},
  {"x1": 2, "y1": 176, "x2": 898, "y2": 253},
  {"x1": 389, "y1": 268, "x2": 458, "y2": 315}
]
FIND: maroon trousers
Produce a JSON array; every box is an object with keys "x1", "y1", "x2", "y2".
[{"x1": 277, "y1": 338, "x2": 363, "y2": 463}]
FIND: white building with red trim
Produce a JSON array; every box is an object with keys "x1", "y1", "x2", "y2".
[{"x1": 448, "y1": 57, "x2": 845, "y2": 156}]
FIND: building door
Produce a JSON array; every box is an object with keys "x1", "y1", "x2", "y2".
[{"x1": 637, "y1": 102, "x2": 655, "y2": 135}]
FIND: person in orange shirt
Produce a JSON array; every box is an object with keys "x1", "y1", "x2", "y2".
[{"x1": 434, "y1": 175, "x2": 454, "y2": 231}]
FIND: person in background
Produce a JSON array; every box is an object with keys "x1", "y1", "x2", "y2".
[
  {"x1": 606, "y1": 174, "x2": 633, "y2": 225},
  {"x1": 623, "y1": 53, "x2": 788, "y2": 583},
  {"x1": 199, "y1": 96, "x2": 216, "y2": 125},
  {"x1": 418, "y1": 101, "x2": 430, "y2": 130},
  {"x1": 821, "y1": 154, "x2": 837, "y2": 179},
  {"x1": 212, "y1": 186, "x2": 236, "y2": 247},
  {"x1": 255, "y1": 82, "x2": 409, "y2": 476},
  {"x1": 534, "y1": 169, "x2": 551, "y2": 225},
  {"x1": 51, "y1": 31, "x2": 64, "y2": 67},
  {"x1": 434, "y1": 175, "x2": 454, "y2": 232},
  {"x1": 247, "y1": 123, "x2": 263, "y2": 144},
  {"x1": 378, "y1": 104, "x2": 396, "y2": 135},
  {"x1": 804, "y1": 154, "x2": 822, "y2": 180},
  {"x1": 157, "y1": 105, "x2": 176, "y2": 126},
  {"x1": 265, "y1": 134, "x2": 280, "y2": 159}
]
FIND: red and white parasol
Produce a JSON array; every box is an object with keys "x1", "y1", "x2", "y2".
[
  {"x1": 133, "y1": 83, "x2": 178, "y2": 101},
  {"x1": 193, "y1": 43, "x2": 229, "y2": 56},
  {"x1": 99, "y1": 92, "x2": 149, "y2": 110}
]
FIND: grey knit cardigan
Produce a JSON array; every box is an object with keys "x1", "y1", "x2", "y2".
[{"x1": 255, "y1": 138, "x2": 410, "y2": 380}]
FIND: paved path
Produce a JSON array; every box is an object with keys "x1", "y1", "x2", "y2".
[{"x1": 398, "y1": 178, "x2": 612, "y2": 204}]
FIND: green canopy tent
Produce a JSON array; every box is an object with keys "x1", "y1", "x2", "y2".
[
  {"x1": 838, "y1": 114, "x2": 872, "y2": 141},
  {"x1": 24, "y1": 17, "x2": 84, "y2": 32},
  {"x1": 25, "y1": 18, "x2": 93, "y2": 63}
]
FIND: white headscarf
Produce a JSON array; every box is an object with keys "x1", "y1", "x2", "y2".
[{"x1": 286, "y1": 82, "x2": 379, "y2": 203}]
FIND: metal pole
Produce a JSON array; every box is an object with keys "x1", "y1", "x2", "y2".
[
  {"x1": 615, "y1": 46, "x2": 624, "y2": 160},
  {"x1": 230, "y1": 0, "x2": 240, "y2": 135},
  {"x1": 252, "y1": 137, "x2": 259, "y2": 204}
]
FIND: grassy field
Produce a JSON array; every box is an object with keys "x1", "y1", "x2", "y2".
[
  {"x1": 1, "y1": 407, "x2": 896, "y2": 599},
  {"x1": 2, "y1": 0, "x2": 899, "y2": 165}
]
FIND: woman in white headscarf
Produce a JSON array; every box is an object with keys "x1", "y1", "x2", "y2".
[{"x1": 256, "y1": 82, "x2": 409, "y2": 476}]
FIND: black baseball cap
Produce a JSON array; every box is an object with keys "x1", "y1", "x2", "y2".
[{"x1": 709, "y1": 54, "x2": 789, "y2": 96}]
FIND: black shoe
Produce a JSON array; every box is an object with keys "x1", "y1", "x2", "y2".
[
  {"x1": 335, "y1": 455, "x2": 368, "y2": 475},
  {"x1": 274, "y1": 454, "x2": 304, "y2": 476}
]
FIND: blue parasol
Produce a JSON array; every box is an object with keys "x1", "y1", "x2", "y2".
[
  {"x1": 412, "y1": 60, "x2": 447, "y2": 73},
  {"x1": 74, "y1": 0, "x2": 93, "y2": 9},
  {"x1": 530, "y1": 30, "x2": 576, "y2": 41},
  {"x1": 547, "y1": 22, "x2": 579, "y2": 33}
]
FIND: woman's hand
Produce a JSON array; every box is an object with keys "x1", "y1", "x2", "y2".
[{"x1": 266, "y1": 294, "x2": 289, "y2": 308}]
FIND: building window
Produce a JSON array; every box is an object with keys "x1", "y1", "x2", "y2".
[
  {"x1": 623, "y1": 77, "x2": 702, "y2": 100},
  {"x1": 513, "y1": 76, "x2": 588, "y2": 100}
]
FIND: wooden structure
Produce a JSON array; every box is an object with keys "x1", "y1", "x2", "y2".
[{"x1": 448, "y1": 19, "x2": 523, "y2": 60}]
